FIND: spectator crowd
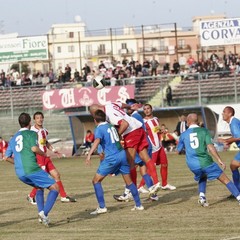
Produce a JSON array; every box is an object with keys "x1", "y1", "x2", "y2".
[{"x1": 0, "y1": 51, "x2": 240, "y2": 89}]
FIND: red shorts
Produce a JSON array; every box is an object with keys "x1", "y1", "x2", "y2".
[
  {"x1": 152, "y1": 147, "x2": 168, "y2": 165},
  {"x1": 36, "y1": 155, "x2": 56, "y2": 173},
  {"x1": 123, "y1": 128, "x2": 148, "y2": 153}
]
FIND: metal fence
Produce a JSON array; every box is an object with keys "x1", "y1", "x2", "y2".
[{"x1": 0, "y1": 71, "x2": 239, "y2": 118}]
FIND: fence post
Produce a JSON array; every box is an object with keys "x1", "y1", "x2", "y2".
[
  {"x1": 234, "y1": 72, "x2": 237, "y2": 103},
  {"x1": 10, "y1": 87, "x2": 13, "y2": 119},
  {"x1": 198, "y1": 73, "x2": 202, "y2": 106}
]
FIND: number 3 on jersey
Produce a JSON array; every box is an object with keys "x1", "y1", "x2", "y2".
[
  {"x1": 189, "y1": 132, "x2": 199, "y2": 149},
  {"x1": 15, "y1": 135, "x2": 23, "y2": 152}
]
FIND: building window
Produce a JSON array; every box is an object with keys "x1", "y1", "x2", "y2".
[
  {"x1": 86, "y1": 45, "x2": 92, "y2": 56},
  {"x1": 57, "y1": 46, "x2": 61, "y2": 53},
  {"x1": 121, "y1": 43, "x2": 127, "y2": 49},
  {"x1": 68, "y1": 45, "x2": 75, "y2": 52},
  {"x1": 69, "y1": 32, "x2": 74, "y2": 38},
  {"x1": 159, "y1": 39, "x2": 165, "y2": 51},
  {"x1": 178, "y1": 39, "x2": 185, "y2": 48},
  {"x1": 98, "y1": 44, "x2": 106, "y2": 55}
]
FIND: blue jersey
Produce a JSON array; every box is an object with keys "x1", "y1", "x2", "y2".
[
  {"x1": 132, "y1": 111, "x2": 146, "y2": 131},
  {"x1": 177, "y1": 124, "x2": 214, "y2": 171},
  {"x1": 229, "y1": 117, "x2": 240, "y2": 148},
  {"x1": 94, "y1": 122, "x2": 122, "y2": 157},
  {"x1": 5, "y1": 128, "x2": 41, "y2": 178}
]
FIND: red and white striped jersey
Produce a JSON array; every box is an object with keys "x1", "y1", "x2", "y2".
[
  {"x1": 104, "y1": 102, "x2": 142, "y2": 136},
  {"x1": 31, "y1": 125, "x2": 48, "y2": 153},
  {"x1": 144, "y1": 117, "x2": 162, "y2": 153}
]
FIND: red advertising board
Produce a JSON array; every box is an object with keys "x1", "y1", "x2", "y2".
[{"x1": 42, "y1": 85, "x2": 135, "y2": 110}]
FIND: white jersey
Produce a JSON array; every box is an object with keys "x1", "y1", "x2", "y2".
[
  {"x1": 104, "y1": 102, "x2": 142, "y2": 136},
  {"x1": 31, "y1": 125, "x2": 48, "y2": 153},
  {"x1": 144, "y1": 117, "x2": 162, "y2": 153}
]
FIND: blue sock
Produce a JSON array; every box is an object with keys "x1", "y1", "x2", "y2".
[
  {"x1": 226, "y1": 181, "x2": 240, "y2": 198},
  {"x1": 93, "y1": 182, "x2": 105, "y2": 208},
  {"x1": 198, "y1": 177, "x2": 207, "y2": 194},
  {"x1": 128, "y1": 183, "x2": 141, "y2": 207},
  {"x1": 232, "y1": 169, "x2": 240, "y2": 191},
  {"x1": 36, "y1": 189, "x2": 44, "y2": 213},
  {"x1": 142, "y1": 174, "x2": 153, "y2": 189},
  {"x1": 44, "y1": 190, "x2": 59, "y2": 216}
]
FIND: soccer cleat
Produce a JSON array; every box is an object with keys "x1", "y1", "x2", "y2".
[
  {"x1": 161, "y1": 184, "x2": 176, "y2": 190},
  {"x1": 148, "y1": 182, "x2": 161, "y2": 196},
  {"x1": 27, "y1": 195, "x2": 37, "y2": 205},
  {"x1": 113, "y1": 193, "x2": 132, "y2": 202},
  {"x1": 198, "y1": 196, "x2": 209, "y2": 207},
  {"x1": 150, "y1": 194, "x2": 159, "y2": 201},
  {"x1": 138, "y1": 186, "x2": 149, "y2": 194},
  {"x1": 38, "y1": 211, "x2": 50, "y2": 227},
  {"x1": 90, "y1": 207, "x2": 107, "y2": 215},
  {"x1": 61, "y1": 196, "x2": 77, "y2": 203},
  {"x1": 131, "y1": 205, "x2": 144, "y2": 211}
]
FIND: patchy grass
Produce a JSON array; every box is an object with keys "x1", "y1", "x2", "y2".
[{"x1": 0, "y1": 151, "x2": 240, "y2": 240}]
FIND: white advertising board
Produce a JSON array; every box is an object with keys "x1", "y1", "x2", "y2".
[
  {"x1": 0, "y1": 36, "x2": 48, "y2": 62},
  {"x1": 199, "y1": 18, "x2": 240, "y2": 47}
]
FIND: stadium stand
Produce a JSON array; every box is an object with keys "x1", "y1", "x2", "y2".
[{"x1": 171, "y1": 75, "x2": 240, "y2": 105}]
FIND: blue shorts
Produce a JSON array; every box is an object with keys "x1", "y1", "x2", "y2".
[
  {"x1": 18, "y1": 170, "x2": 56, "y2": 188},
  {"x1": 234, "y1": 152, "x2": 240, "y2": 162},
  {"x1": 192, "y1": 162, "x2": 223, "y2": 182},
  {"x1": 97, "y1": 150, "x2": 130, "y2": 176}
]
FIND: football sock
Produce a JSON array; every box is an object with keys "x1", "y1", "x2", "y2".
[
  {"x1": 160, "y1": 165, "x2": 168, "y2": 187},
  {"x1": 138, "y1": 178, "x2": 145, "y2": 189},
  {"x1": 29, "y1": 187, "x2": 38, "y2": 198},
  {"x1": 130, "y1": 168, "x2": 137, "y2": 186},
  {"x1": 44, "y1": 189, "x2": 59, "y2": 216},
  {"x1": 36, "y1": 189, "x2": 44, "y2": 213},
  {"x1": 232, "y1": 169, "x2": 240, "y2": 191},
  {"x1": 57, "y1": 180, "x2": 67, "y2": 198},
  {"x1": 198, "y1": 178, "x2": 207, "y2": 194},
  {"x1": 142, "y1": 174, "x2": 153, "y2": 189},
  {"x1": 128, "y1": 183, "x2": 141, "y2": 207},
  {"x1": 93, "y1": 182, "x2": 105, "y2": 208},
  {"x1": 146, "y1": 160, "x2": 159, "y2": 184},
  {"x1": 226, "y1": 181, "x2": 240, "y2": 198}
]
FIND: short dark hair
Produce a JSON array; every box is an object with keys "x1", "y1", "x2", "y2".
[
  {"x1": 18, "y1": 112, "x2": 31, "y2": 128},
  {"x1": 94, "y1": 109, "x2": 106, "y2": 123},
  {"x1": 126, "y1": 98, "x2": 138, "y2": 105},
  {"x1": 225, "y1": 106, "x2": 235, "y2": 116},
  {"x1": 143, "y1": 103, "x2": 152, "y2": 110},
  {"x1": 33, "y1": 111, "x2": 44, "y2": 119}
]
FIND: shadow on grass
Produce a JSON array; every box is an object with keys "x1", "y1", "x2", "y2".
[
  {"x1": 0, "y1": 207, "x2": 35, "y2": 228},
  {"x1": 141, "y1": 182, "x2": 197, "y2": 208}
]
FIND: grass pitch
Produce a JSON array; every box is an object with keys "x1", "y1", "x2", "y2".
[{"x1": 0, "y1": 151, "x2": 240, "y2": 240}]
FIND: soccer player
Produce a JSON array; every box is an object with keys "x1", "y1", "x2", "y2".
[
  {"x1": 177, "y1": 113, "x2": 240, "y2": 206},
  {"x1": 27, "y1": 111, "x2": 76, "y2": 204},
  {"x1": 4, "y1": 112, "x2": 59, "y2": 226},
  {"x1": 218, "y1": 106, "x2": 240, "y2": 192},
  {"x1": 0, "y1": 136, "x2": 8, "y2": 159},
  {"x1": 85, "y1": 109, "x2": 144, "y2": 214},
  {"x1": 141, "y1": 103, "x2": 176, "y2": 190},
  {"x1": 89, "y1": 102, "x2": 160, "y2": 195},
  {"x1": 113, "y1": 99, "x2": 159, "y2": 201}
]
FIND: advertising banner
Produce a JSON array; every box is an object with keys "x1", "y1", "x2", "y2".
[
  {"x1": 42, "y1": 85, "x2": 135, "y2": 110},
  {"x1": 199, "y1": 18, "x2": 240, "y2": 47},
  {"x1": 0, "y1": 36, "x2": 48, "y2": 62}
]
